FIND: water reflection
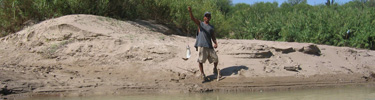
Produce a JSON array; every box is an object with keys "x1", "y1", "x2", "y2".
[{"x1": 24, "y1": 86, "x2": 375, "y2": 100}]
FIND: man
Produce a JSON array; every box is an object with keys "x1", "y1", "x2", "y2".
[{"x1": 188, "y1": 6, "x2": 219, "y2": 82}]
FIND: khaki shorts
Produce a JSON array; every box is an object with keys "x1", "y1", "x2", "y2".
[{"x1": 197, "y1": 47, "x2": 218, "y2": 63}]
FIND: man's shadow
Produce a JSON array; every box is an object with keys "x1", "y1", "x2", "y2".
[{"x1": 204, "y1": 66, "x2": 248, "y2": 83}]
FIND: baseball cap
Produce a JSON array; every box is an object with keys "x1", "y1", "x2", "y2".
[{"x1": 204, "y1": 12, "x2": 211, "y2": 17}]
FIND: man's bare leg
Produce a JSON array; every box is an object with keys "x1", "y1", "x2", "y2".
[
  {"x1": 199, "y1": 63, "x2": 206, "y2": 81},
  {"x1": 199, "y1": 63, "x2": 204, "y2": 75},
  {"x1": 213, "y1": 62, "x2": 218, "y2": 74},
  {"x1": 213, "y1": 62, "x2": 221, "y2": 81}
]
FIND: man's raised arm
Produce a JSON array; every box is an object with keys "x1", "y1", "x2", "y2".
[{"x1": 188, "y1": 6, "x2": 200, "y2": 26}]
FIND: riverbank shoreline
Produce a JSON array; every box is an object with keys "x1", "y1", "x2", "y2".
[{"x1": 3, "y1": 80, "x2": 375, "y2": 100}]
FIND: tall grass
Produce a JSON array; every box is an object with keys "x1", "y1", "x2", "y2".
[
  {"x1": 0, "y1": 0, "x2": 374, "y2": 49},
  {"x1": 229, "y1": 1, "x2": 375, "y2": 49}
]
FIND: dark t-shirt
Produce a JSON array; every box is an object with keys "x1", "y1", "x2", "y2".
[{"x1": 195, "y1": 22, "x2": 214, "y2": 49}]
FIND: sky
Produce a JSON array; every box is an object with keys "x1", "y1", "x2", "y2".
[{"x1": 232, "y1": 0, "x2": 353, "y2": 5}]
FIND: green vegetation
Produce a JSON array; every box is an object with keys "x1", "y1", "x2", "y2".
[
  {"x1": 229, "y1": 0, "x2": 375, "y2": 49},
  {"x1": 1, "y1": 0, "x2": 374, "y2": 49}
]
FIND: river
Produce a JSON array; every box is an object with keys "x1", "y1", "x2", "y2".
[{"x1": 22, "y1": 86, "x2": 375, "y2": 100}]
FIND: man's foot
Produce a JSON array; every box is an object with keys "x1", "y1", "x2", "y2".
[
  {"x1": 201, "y1": 74, "x2": 207, "y2": 82},
  {"x1": 216, "y1": 68, "x2": 221, "y2": 81}
]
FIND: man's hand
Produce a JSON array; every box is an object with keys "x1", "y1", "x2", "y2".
[{"x1": 214, "y1": 44, "x2": 218, "y2": 48}]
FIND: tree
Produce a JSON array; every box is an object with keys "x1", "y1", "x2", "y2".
[
  {"x1": 216, "y1": 0, "x2": 232, "y2": 15},
  {"x1": 368, "y1": 0, "x2": 375, "y2": 7},
  {"x1": 361, "y1": 0, "x2": 375, "y2": 7},
  {"x1": 287, "y1": 0, "x2": 307, "y2": 6},
  {"x1": 352, "y1": 0, "x2": 375, "y2": 7},
  {"x1": 326, "y1": 0, "x2": 334, "y2": 6}
]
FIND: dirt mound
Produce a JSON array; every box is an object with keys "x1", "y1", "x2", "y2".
[{"x1": 1, "y1": 14, "x2": 375, "y2": 98}]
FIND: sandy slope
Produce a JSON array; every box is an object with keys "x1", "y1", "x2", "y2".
[{"x1": 1, "y1": 14, "x2": 375, "y2": 98}]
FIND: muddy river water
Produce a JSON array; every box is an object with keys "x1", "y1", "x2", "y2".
[{"x1": 22, "y1": 86, "x2": 375, "y2": 100}]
